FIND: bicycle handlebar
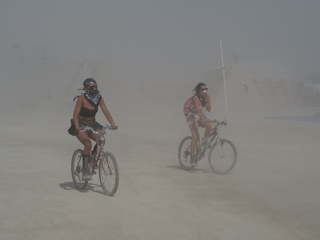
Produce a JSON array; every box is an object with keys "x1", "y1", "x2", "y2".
[{"x1": 211, "y1": 117, "x2": 227, "y2": 126}]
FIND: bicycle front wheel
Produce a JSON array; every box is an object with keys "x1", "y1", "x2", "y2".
[
  {"x1": 71, "y1": 149, "x2": 88, "y2": 190},
  {"x1": 208, "y1": 139, "x2": 237, "y2": 174},
  {"x1": 99, "y1": 152, "x2": 119, "y2": 196},
  {"x1": 178, "y1": 136, "x2": 199, "y2": 170}
]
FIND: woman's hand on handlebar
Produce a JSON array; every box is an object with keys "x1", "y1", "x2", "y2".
[
  {"x1": 111, "y1": 125, "x2": 118, "y2": 130},
  {"x1": 76, "y1": 126, "x2": 84, "y2": 132},
  {"x1": 200, "y1": 119, "x2": 208, "y2": 127}
]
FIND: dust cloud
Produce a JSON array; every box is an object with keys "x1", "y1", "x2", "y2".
[{"x1": 0, "y1": 1, "x2": 320, "y2": 240}]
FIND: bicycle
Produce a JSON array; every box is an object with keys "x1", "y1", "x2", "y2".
[
  {"x1": 71, "y1": 125, "x2": 119, "y2": 196},
  {"x1": 178, "y1": 118, "x2": 237, "y2": 174}
]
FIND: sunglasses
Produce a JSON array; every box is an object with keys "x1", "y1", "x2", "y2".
[{"x1": 200, "y1": 88, "x2": 208, "y2": 92}]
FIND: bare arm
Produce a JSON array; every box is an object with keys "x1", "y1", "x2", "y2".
[
  {"x1": 73, "y1": 96, "x2": 83, "y2": 131},
  {"x1": 99, "y1": 97, "x2": 117, "y2": 128},
  {"x1": 193, "y1": 97, "x2": 207, "y2": 123},
  {"x1": 205, "y1": 94, "x2": 211, "y2": 112}
]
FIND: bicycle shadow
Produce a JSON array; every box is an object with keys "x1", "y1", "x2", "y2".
[
  {"x1": 59, "y1": 182, "x2": 108, "y2": 196},
  {"x1": 166, "y1": 165, "x2": 214, "y2": 174}
]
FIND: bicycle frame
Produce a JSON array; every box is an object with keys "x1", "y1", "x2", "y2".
[
  {"x1": 179, "y1": 117, "x2": 236, "y2": 173},
  {"x1": 71, "y1": 124, "x2": 119, "y2": 195},
  {"x1": 90, "y1": 143, "x2": 103, "y2": 173},
  {"x1": 196, "y1": 119, "x2": 226, "y2": 161},
  {"x1": 80, "y1": 126, "x2": 113, "y2": 176}
]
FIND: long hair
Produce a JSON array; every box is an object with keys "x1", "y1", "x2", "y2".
[{"x1": 192, "y1": 82, "x2": 207, "y2": 96}]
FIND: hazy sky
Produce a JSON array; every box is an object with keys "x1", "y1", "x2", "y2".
[{"x1": 1, "y1": 0, "x2": 319, "y2": 84}]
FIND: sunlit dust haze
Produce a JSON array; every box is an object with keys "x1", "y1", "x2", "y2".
[
  {"x1": 1, "y1": 0, "x2": 320, "y2": 113},
  {"x1": 0, "y1": 1, "x2": 320, "y2": 240}
]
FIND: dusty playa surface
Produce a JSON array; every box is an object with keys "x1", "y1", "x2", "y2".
[{"x1": 0, "y1": 97, "x2": 319, "y2": 240}]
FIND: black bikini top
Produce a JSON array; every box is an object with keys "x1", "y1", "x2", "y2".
[
  {"x1": 79, "y1": 92, "x2": 102, "y2": 118},
  {"x1": 79, "y1": 105, "x2": 98, "y2": 118}
]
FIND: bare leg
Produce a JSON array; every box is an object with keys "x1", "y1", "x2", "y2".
[
  {"x1": 189, "y1": 121, "x2": 199, "y2": 156},
  {"x1": 76, "y1": 132, "x2": 96, "y2": 154},
  {"x1": 203, "y1": 120, "x2": 212, "y2": 139}
]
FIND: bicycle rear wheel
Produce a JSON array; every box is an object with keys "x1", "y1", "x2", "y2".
[
  {"x1": 71, "y1": 149, "x2": 88, "y2": 189},
  {"x1": 178, "y1": 136, "x2": 199, "y2": 170},
  {"x1": 99, "y1": 152, "x2": 119, "y2": 196},
  {"x1": 208, "y1": 139, "x2": 237, "y2": 174}
]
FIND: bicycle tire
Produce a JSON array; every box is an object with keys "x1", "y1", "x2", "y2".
[
  {"x1": 208, "y1": 139, "x2": 237, "y2": 174},
  {"x1": 71, "y1": 149, "x2": 88, "y2": 190},
  {"x1": 178, "y1": 136, "x2": 200, "y2": 170},
  {"x1": 99, "y1": 152, "x2": 119, "y2": 196}
]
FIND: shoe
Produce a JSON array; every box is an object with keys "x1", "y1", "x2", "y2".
[
  {"x1": 82, "y1": 154, "x2": 92, "y2": 181},
  {"x1": 190, "y1": 156, "x2": 198, "y2": 167},
  {"x1": 82, "y1": 168, "x2": 92, "y2": 181}
]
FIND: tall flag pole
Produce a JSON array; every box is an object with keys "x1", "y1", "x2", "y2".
[
  {"x1": 220, "y1": 40, "x2": 228, "y2": 120},
  {"x1": 83, "y1": 59, "x2": 87, "y2": 81}
]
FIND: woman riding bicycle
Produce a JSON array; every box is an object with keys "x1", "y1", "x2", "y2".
[
  {"x1": 68, "y1": 78, "x2": 118, "y2": 181},
  {"x1": 186, "y1": 82, "x2": 212, "y2": 166}
]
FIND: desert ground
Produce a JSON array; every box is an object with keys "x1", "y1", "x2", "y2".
[{"x1": 0, "y1": 90, "x2": 319, "y2": 240}]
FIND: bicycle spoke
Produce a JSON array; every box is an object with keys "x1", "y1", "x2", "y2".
[
  {"x1": 208, "y1": 139, "x2": 237, "y2": 174},
  {"x1": 71, "y1": 149, "x2": 88, "y2": 190},
  {"x1": 178, "y1": 136, "x2": 199, "y2": 170},
  {"x1": 99, "y1": 152, "x2": 119, "y2": 196}
]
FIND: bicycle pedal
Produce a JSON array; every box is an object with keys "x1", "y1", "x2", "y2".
[{"x1": 82, "y1": 177, "x2": 92, "y2": 181}]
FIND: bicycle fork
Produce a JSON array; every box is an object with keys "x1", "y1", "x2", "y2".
[
  {"x1": 104, "y1": 156, "x2": 115, "y2": 175},
  {"x1": 215, "y1": 135, "x2": 225, "y2": 158}
]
